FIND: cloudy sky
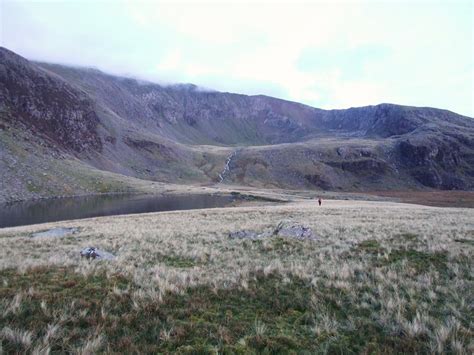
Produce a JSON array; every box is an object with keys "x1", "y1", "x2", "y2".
[{"x1": 1, "y1": 0, "x2": 473, "y2": 116}]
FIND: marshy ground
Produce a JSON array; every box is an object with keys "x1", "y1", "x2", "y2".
[{"x1": 0, "y1": 199, "x2": 473, "y2": 353}]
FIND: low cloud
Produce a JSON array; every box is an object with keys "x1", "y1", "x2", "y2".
[{"x1": 1, "y1": 0, "x2": 472, "y2": 116}]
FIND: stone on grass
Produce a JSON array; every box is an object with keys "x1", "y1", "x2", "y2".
[
  {"x1": 80, "y1": 247, "x2": 115, "y2": 260},
  {"x1": 32, "y1": 227, "x2": 78, "y2": 238},
  {"x1": 228, "y1": 221, "x2": 317, "y2": 241},
  {"x1": 275, "y1": 221, "x2": 316, "y2": 240}
]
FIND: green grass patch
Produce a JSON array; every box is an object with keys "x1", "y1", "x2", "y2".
[
  {"x1": 384, "y1": 249, "x2": 448, "y2": 275},
  {"x1": 3, "y1": 265, "x2": 468, "y2": 353},
  {"x1": 356, "y1": 239, "x2": 384, "y2": 254},
  {"x1": 355, "y1": 238, "x2": 449, "y2": 276},
  {"x1": 397, "y1": 232, "x2": 419, "y2": 243},
  {"x1": 1, "y1": 267, "x2": 130, "y2": 353},
  {"x1": 140, "y1": 253, "x2": 199, "y2": 268}
]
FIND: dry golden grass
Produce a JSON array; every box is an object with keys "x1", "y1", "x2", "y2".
[{"x1": 1, "y1": 199, "x2": 473, "y2": 352}]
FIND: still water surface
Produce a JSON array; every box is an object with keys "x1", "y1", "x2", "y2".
[{"x1": 0, "y1": 194, "x2": 233, "y2": 228}]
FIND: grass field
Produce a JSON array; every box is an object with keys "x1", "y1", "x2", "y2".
[{"x1": 0, "y1": 200, "x2": 473, "y2": 353}]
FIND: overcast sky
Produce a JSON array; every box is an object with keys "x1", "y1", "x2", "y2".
[{"x1": 1, "y1": 0, "x2": 473, "y2": 116}]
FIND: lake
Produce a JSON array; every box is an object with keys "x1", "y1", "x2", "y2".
[{"x1": 0, "y1": 193, "x2": 234, "y2": 228}]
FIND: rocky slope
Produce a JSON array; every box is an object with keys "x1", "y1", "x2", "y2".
[{"x1": 0, "y1": 46, "x2": 473, "y2": 201}]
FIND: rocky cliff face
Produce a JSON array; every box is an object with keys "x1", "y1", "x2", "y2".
[
  {"x1": 0, "y1": 46, "x2": 473, "y2": 201},
  {"x1": 395, "y1": 135, "x2": 470, "y2": 189},
  {"x1": 0, "y1": 48, "x2": 101, "y2": 153}
]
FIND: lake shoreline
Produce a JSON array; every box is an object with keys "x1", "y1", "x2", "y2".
[{"x1": 0, "y1": 190, "x2": 290, "y2": 229}]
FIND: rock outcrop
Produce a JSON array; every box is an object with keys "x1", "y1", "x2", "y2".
[
  {"x1": 274, "y1": 221, "x2": 317, "y2": 240},
  {"x1": 229, "y1": 221, "x2": 317, "y2": 241},
  {"x1": 0, "y1": 47, "x2": 102, "y2": 153}
]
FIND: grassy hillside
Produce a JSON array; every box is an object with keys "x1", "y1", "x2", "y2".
[
  {"x1": 1, "y1": 200, "x2": 472, "y2": 353},
  {"x1": 0, "y1": 121, "x2": 231, "y2": 203}
]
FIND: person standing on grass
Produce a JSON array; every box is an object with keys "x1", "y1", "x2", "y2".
[{"x1": 318, "y1": 197, "x2": 322, "y2": 206}]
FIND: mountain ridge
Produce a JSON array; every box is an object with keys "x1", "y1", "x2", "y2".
[
  {"x1": 1, "y1": 47, "x2": 473, "y2": 202},
  {"x1": 34, "y1": 58, "x2": 473, "y2": 120}
]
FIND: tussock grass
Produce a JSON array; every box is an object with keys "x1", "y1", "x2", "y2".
[{"x1": 0, "y1": 200, "x2": 473, "y2": 352}]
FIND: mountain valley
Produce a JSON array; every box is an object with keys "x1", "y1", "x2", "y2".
[{"x1": 1, "y1": 47, "x2": 473, "y2": 202}]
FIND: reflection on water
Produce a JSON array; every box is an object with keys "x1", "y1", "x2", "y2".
[{"x1": 0, "y1": 194, "x2": 233, "y2": 228}]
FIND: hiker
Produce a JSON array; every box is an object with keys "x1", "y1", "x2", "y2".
[{"x1": 318, "y1": 198, "x2": 322, "y2": 206}]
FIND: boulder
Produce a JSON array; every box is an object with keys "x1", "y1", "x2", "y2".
[
  {"x1": 80, "y1": 247, "x2": 115, "y2": 260},
  {"x1": 229, "y1": 221, "x2": 317, "y2": 241},
  {"x1": 275, "y1": 221, "x2": 317, "y2": 240}
]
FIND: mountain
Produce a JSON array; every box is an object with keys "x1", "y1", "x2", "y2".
[{"x1": 1, "y1": 46, "x2": 473, "y2": 202}]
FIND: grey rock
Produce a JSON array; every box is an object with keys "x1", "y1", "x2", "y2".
[
  {"x1": 275, "y1": 221, "x2": 317, "y2": 240},
  {"x1": 32, "y1": 227, "x2": 78, "y2": 238},
  {"x1": 229, "y1": 222, "x2": 317, "y2": 241},
  {"x1": 80, "y1": 247, "x2": 115, "y2": 260},
  {"x1": 258, "y1": 231, "x2": 274, "y2": 239}
]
